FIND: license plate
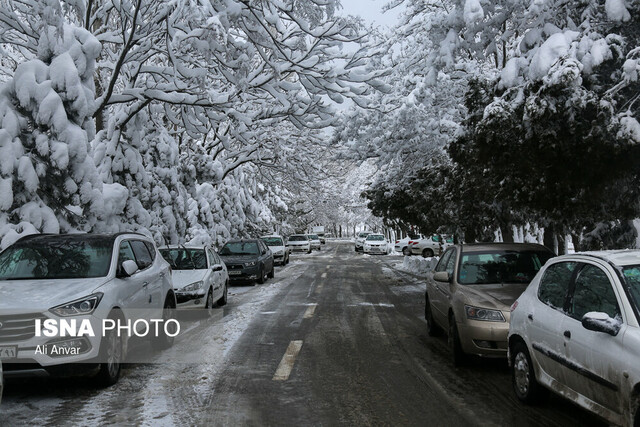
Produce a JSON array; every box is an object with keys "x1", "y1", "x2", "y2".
[
  {"x1": 228, "y1": 271, "x2": 242, "y2": 276},
  {"x1": 0, "y1": 345, "x2": 17, "y2": 360}
]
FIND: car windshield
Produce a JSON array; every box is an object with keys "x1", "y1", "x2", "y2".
[
  {"x1": 367, "y1": 235, "x2": 384, "y2": 241},
  {"x1": 458, "y1": 250, "x2": 553, "y2": 285},
  {"x1": 308, "y1": 235, "x2": 319, "y2": 240},
  {"x1": 219, "y1": 242, "x2": 259, "y2": 256},
  {"x1": 289, "y1": 235, "x2": 307, "y2": 241},
  {"x1": 358, "y1": 233, "x2": 370, "y2": 238},
  {"x1": 159, "y1": 248, "x2": 207, "y2": 270},
  {"x1": 0, "y1": 237, "x2": 113, "y2": 280},
  {"x1": 621, "y1": 265, "x2": 640, "y2": 315},
  {"x1": 262, "y1": 237, "x2": 283, "y2": 246}
]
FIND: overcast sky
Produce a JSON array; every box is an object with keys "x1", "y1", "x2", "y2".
[{"x1": 338, "y1": 0, "x2": 402, "y2": 28}]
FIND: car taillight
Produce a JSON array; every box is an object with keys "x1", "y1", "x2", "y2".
[
  {"x1": 395, "y1": 240, "x2": 399, "y2": 244},
  {"x1": 510, "y1": 301, "x2": 518, "y2": 312},
  {"x1": 408, "y1": 241, "x2": 414, "y2": 245}
]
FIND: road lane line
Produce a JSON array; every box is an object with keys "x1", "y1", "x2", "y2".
[
  {"x1": 321, "y1": 272, "x2": 327, "y2": 278},
  {"x1": 273, "y1": 340, "x2": 304, "y2": 381},
  {"x1": 303, "y1": 304, "x2": 317, "y2": 319}
]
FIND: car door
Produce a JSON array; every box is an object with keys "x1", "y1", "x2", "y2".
[
  {"x1": 207, "y1": 248, "x2": 223, "y2": 298},
  {"x1": 260, "y1": 241, "x2": 273, "y2": 272},
  {"x1": 130, "y1": 240, "x2": 163, "y2": 319},
  {"x1": 115, "y1": 240, "x2": 148, "y2": 322},
  {"x1": 561, "y1": 262, "x2": 626, "y2": 414},
  {"x1": 527, "y1": 261, "x2": 578, "y2": 386},
  {"x1": 430, "y1": 248, "x2": 455, "y2": 326}
]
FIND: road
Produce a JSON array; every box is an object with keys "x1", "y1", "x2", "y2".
[{"x1": 0, "y1": 241, "x2": 605, "y2": 426}]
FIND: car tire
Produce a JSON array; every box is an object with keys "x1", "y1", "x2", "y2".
[
  {"x1": 257, "y1": 266, "x2": 266, "y2": 284},
  {"x1": 217, "y1": 281, "x2": 228, "y2": 307},
  {"x1": 422, "y1": 248, "x2": 434, "y2": 258},
  {"x1": 286, "y1": 254, "x2": 290, "y2": 265},
  {"x1": 152, "y1": 295, "x2": 177, "y2": 350},
  {"x1": 425, "y1": 297, "x2": 442, "y2": 336},
  {"x1": 511, "y1": 341, "x2": 547, "y2": 404},
  {"x1": 95, "y1": 310, "x2": 123, "y2": 387},
  {"x1": 448, "y1": 315, "x2": 467, "y2": 367},
  {"x1": 634, "y1": 406, "x2": 639, "y2": 427},
  {"x1": 307, "y1": 248, "x2": 312, "y2": 254},
  {"x1": 205, "y1": 287, "x2": 214, "y2": 317},
  {"x1": 268, "y1": 265, "x2": 275, "y2": 279},
  {"x1": 402, "y1": 247, "x2": 410, "y2": 256}
]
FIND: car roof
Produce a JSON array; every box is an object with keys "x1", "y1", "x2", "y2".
[
  {"x1": 564, "y1": 250, "x2": 640, "y2": 267},
  {"x1": 224, "y1": 239, "x2": 261, "y2": 243},
  {"x1": 14, "y1": 232, "x2": 149, "y2": 245},
  {"x1": 261, "y1": 235, "x2": 283, "y2": 238},
  {"x1": 457, "y1": 242, "x2": 553, "y2": 253},
  {"x1": 367, "y1": 233, "x2": 385, "y2": 237},
  {"x1": 158, "y1": 245, "x2": 208, "y2": 250}
]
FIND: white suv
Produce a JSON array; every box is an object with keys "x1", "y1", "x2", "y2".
[
  {"x1": 509, "y1": 251, "x2": 640, "y2": 426},
  {"x1": 0, "y1": 233, "x2": 175, "y2": 386}
]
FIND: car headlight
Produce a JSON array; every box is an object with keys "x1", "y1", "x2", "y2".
[
  {"x1": 50, "y1": 293, "x2": 103, "y2": 317},
  {"x1": 275, "y1": 250, "x2": 284, "y2": 255},
  {"x1": 181, "y1": 281, "x2": 204, "y2": 292},
  {"x1": 244, "y1": 261, "x2": 256, "y2": 267},
  {"x1": 465, "y1": 305, "x2": 506, "y2": 322}
]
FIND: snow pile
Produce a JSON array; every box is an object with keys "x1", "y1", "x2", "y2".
[
  {"x1": 463, "y1": 0, "x2": 484, "y2": 25},
  {"x1": 605, "y1": 0, "x2": 631, "y2": 22},
  {"x1": 399, "y1": 256, "x2": 439, "y2": 275}
]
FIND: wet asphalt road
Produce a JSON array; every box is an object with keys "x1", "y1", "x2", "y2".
[{"x1": 0, "y1": 241, "x2": 606, "y2": 426}]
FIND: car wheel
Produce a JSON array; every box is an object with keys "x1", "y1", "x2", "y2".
[
  {"x1": 511, "y1": 341, "x2": 547, "y2": 403},
  {"x1": 448, "y1": 315, "x2": 467, "y2": 367},
  {"x1": 634, "y1": 406, "x2": 639, "y2": 427},
  {"x1": 257, "y1": 265, "x2": 266, "y2": 284},
  {"x1": 205, "y1": 287, "x2": 214, "y2": 317},
  {"x1": 308, "y1": 248, "x2": 312, "y2": 254},
  {"x1": 217, "y1": 281, "x2": 228, "y2": 307},
  {"x1": 402, "y1": 247, "x2": 410, "y2": 256},
  {"x1": 422, "y1": 248, "x2": 434, "y2": 258},
  {"x1": 152, "y1": 295, "x2": 177, "y2": 350},
  {"x1": 286, "y1": 254, "x2": 290, "y2": 265},
  {"x1": 95, "y1": 310, "x2": 123, "y2": 387},
  {"x1": 268, "y1": 265, "x2": 275, "y2": 279},
  {"x1": 425, "y1": 297, "x2": 442, "y2": 337}
]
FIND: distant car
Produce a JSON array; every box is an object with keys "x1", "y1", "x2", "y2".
[
  {"x1": 261, "y1": 235, "x2": 290, "y2": 265},
  {"x1": 219, "y1": 239, "x2": 274, "y2": 285},
  {"x1": 509, "y1": 251, "x2": 640, "y2": 427},
  {"x1": 363, "y1": 234, "x2": 390, "y2": 255},
  {"x1": 425, "y1": 243, "x2": 554, "y2": 366},
  {"x1": 0, "y1": 233, "x2": 175, "y2": 386},
  {"x1": 287, "y1": 234, "x2": 312, "y2": 254},
  {"x1": 307, "y1": 234, "x2": 322, "y2": 251},
  {"x1": 318, "y1": 234, "x2": 326, "y2": 244},
  {"x1": 410, "y1": 235, "x2": 443, "y2": 257},
  {"x1": 354, "y1": 231, "x2": 372, "y2": 252},
  {"x1": 159, "y1": 245, "x2": 228, "y2": 314},
  {"x1": 395, "y1": 235, "x2": 423, "y2": 256}
]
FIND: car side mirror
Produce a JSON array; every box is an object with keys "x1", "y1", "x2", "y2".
[
  {"x1": 119, "y1": 260, "x2": 139, "y2": 278},
  {"x1": 581, "y1": 312, "x2": 621, "y2": 336},
  {"x1": 212, "y1": 264, "x2": 223, "y2": 272},
  {"x1": 433, "y1": 271, "x2": 451, "y2": 283}
]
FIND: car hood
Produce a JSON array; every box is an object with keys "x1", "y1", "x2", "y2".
[
  {"x1": 460, "y1": 283, "x2": 528, "y2": 309},
  {"x1": 268, "y1": 245, "x2": 285, "y2": 251},
  {"x1": 0, "y1": 277, "x2": 109, "y2": 313},
  {"x1": 171, "y1": 269, "x2": 207, "y2": 289},
  {"x1": 220, "y1": 255, "x2": 258, "y2": 264},
  {"x1": 288, "y1": 241, "x2": 308, "y2": 245}
]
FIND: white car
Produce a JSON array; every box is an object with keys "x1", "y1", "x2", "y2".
[
  {"x1": 307, "y1": 234, "x2": 322, "y2": 251},
  {"x1": 509, "y1": 251, "x2": 640, "y2": 427},
  {"x1": 409, "y1": 235, "x2": 443, "y2": 257},
  {"x1": 261, "y1": 235, "x2": 290, "y2": 265},
  {"x1": 0, "y1": 233, "x2": 175, "y2": 386},
  {"x1": 394, "y1": 236, "x2": 422, "y2": 255},
  {"x1": 363, "y1": 234, "x2": 390, "y2": 255},
  {"x1": 354, "y1": 231, "x2": 372, "y2": 252},
  {"x1": 159, "y1": 245, "x2": 228, "y2": 313},
  {"x1": 287, "y1": 234, "x2": 312, "y2": 253}
]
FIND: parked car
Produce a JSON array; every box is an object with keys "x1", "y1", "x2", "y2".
[
  {"x1": 363, "y1": 234, "x2": 391, "y2": 255},
  {"x1": 425, "y1": 243, "x2": 554, "y2": 366},
  {"x1": 219, "y1": 239, "x2": 274, "y2": 285},
  {"x1": 159, "y1": 245, "x2": 228, "y2": 314},
  {"x1": 307, "y1": 234, "x2": 322, "y2": 251},
  {"x1": 395, "y1": 235, "x2": 422, "y2": 256},
  {"x1": 0, "y1": 233, "x2": 176, "y2": 386},
  {"x1": 354, "y1": 231, "x2": 372, "y2": 252},
  {"x1": 509, "y1": 250, "x2": 640, "y2": 427},
  {"x1": 410, "y1": 235, "x2": 444, "y2": 258},
  {"x1": 287, "y1": 234, "x2": 312, "y2": 254},
  {"x1": 261, "y1": 235, "x2": 290, "y2": 265}
]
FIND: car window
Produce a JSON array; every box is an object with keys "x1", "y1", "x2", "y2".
[
  {"x1": 220, "y1": 242, "x2": 259, "y2": 255},
  {"x1": 143, "y1": 241, "x2": 156, "y2": 260},
  {"x1": 538, "y1": 262, "x2": 577, "y2": 310},
  {"x1": 435, "y1": 249, "x2": 453, "y2": 272},
  {"x1": 130, "y1": 240, "x2": 153, "y2": 270},
  {"x1": 570, "y1": 264, "x2": 620, "y2": 321},
  {"x1": 622, "y1": 266, "x2": 640, "y2": 316},
  {"x1": 445, "y1": 249, "x2": 456, "y2": 276},
  {"x1": 118, "y1": 241, "x2": 136, "y2": 264},
  {"x1": 458, "y1": 250, "x2": 553, "y2": 285}
]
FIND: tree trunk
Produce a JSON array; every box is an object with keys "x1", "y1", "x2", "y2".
[{"x1": 543, "y1": 225, "x2": 556, "y2": 254}]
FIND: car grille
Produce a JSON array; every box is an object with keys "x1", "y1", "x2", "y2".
[
  {"x1": 0, "y1": 313, "x2": 48, "y2": 343},
  {"x1": 226, "y1": 264, "x2": 244, "y2": 270}
]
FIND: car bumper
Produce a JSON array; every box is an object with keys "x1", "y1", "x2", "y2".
[
  {"x1": 176, "y1": 290, "x2": 207, "y2": 308},
  {"x1": 364, "y1": 247, "x2": 387, "y2": 254},
  {"x1": 289, "y1": 246, "x2": 310, "y2": 252},
  {"x1": 227, "y1": 265, "x2": 260, "y2": 282},
  {"x1": 457, "y1": 319, "x2": 509, "y2": 357}
]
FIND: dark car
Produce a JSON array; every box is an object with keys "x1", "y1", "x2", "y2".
[{"x1": 219, "y1": 239, "x2": 275, "y2": 285}]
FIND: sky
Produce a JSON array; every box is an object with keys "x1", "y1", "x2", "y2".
[{"x1": 338, "y1": 0, "x2": 403, "y2": 28}]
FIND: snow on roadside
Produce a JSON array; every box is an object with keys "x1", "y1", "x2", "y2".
[{"x1": 397, "y1": 256, "x2": 439, "y2": 275}]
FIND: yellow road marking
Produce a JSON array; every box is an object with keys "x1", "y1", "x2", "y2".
[{"x1": 273, "y1": 340, "x2": 304, "y2": 381}]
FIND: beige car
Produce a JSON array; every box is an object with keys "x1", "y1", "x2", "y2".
[{"x1": 425, "y1": 243, "x2": 554, "y2": 365}]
